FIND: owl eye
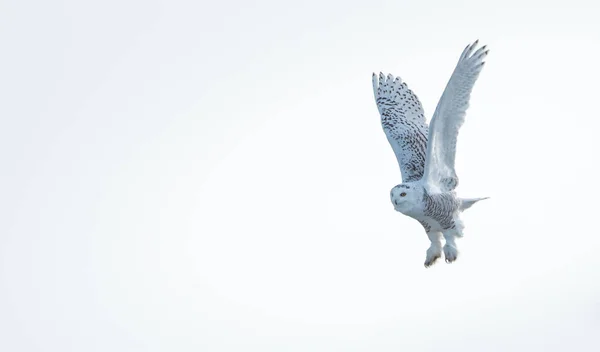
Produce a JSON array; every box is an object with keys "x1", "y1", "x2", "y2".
[{"x1": 400, "y1": 192, "x2": 407, "y2": 197}]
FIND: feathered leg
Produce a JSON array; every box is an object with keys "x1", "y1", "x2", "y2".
[
  {"x1": 424, "y1": 231, "x2": 443, "y2": 267},
  {"x1": 442, "y1": 230, "x2": 460, "y2": 263}
]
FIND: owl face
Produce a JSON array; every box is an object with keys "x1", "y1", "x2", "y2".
[{"x1": 390, "y1": 184, "x2": 420, "y2": 213}]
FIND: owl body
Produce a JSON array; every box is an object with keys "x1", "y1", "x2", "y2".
[{"x1": 373, "y1": 41, "x2": 490, "y2": 267}]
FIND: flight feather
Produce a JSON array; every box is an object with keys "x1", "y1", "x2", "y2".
[
  {"x1": 372, "y1": 72, "x2": 429, "y2": 182},
  {"x1": 423, "y1": 40, "x2": 489, "y2": 192}
]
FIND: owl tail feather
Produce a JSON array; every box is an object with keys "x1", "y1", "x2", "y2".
[{"x1": 459, "y1": 197, "x2": 489, "y2": 211}]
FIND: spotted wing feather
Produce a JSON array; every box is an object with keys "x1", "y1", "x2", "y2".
[{"x1": 372, "y1": 72, "x2": 429, "y2": 182}]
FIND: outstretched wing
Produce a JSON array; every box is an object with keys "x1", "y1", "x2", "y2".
[
  {"x1": 372, "y1": 72, "x2": 429, "y2": 183},
  {"x1": 423, "y1": 40, "x2": 489, "y2": 193}
]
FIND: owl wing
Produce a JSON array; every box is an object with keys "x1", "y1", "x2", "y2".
[
  {"x1": 372, "y1": 72, "x2": 429, "y2": 183},
  {"x1": 422, "y1": 40, "x2": 488, "y2": 193}
]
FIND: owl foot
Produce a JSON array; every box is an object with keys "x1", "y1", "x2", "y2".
[
  {"x1": 443, "y1": 244, "x2": 458, "y2": 263},
  {"x1": 424, "y1": 246, "x2": 442, "y2": 267}
]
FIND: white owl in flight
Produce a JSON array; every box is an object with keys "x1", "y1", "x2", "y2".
[{"x1": 372, "y1": 40, "x2": 489, "y2": 267}]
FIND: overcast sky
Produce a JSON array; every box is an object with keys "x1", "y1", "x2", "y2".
[{"x1": 1, "y1": 0, "x2": 600, "y2": 351}]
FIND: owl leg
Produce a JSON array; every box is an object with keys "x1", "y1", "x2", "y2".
[
  {"x1": 424, "y1": 231, "x2": 443, "y2": 267},
  {"x1": 442, "y1": 229, "x2": 460, "y2": 263}
]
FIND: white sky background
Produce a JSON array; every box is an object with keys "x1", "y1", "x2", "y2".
[{"x1": 1, "y1": 0, "x2": 600, "y2": 351}]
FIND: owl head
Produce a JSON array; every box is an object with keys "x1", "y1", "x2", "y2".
[{"x1": 390, "y1": 183, "x2": 421, "y2": 214}]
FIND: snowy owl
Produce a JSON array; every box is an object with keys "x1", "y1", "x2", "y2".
[{"x1": 372, "y1": 40, "x2": 489, "y2": 267}]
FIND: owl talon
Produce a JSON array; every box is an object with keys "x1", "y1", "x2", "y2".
[
  {"x1": 424, "y1": 245, "x2": 442, "y2": 267},
  {"x1": 443, "y1": 244, "x2": 458, "y2": 263},
  {"x1": 424, "y1": 255, "x2": 440, "y2": 268}
]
